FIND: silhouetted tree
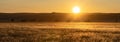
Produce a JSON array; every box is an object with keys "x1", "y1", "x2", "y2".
[{"x1": 10, "y1": 19, "x2": 14, "y2": 22}]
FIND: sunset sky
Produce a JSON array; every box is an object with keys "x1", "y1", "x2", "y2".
[{"x1": 0, "y1": 0, "x2": 120, "y2": 13}]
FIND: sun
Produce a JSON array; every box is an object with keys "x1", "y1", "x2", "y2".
[{"x1": 72, "y1": 6, "x2": 81, "y2": 14}]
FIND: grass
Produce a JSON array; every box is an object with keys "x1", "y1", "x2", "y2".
[{"x1": 0, "y1": 28, "x2": 119, "y2": 42}]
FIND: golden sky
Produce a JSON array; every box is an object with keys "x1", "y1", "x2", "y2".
[{"x1": 0, "y1": 0, "x2": 120, "y2": 13}]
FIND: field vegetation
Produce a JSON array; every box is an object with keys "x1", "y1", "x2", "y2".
[{"x1": 0, "y1": 28, "x2": 119, "y2": 42}]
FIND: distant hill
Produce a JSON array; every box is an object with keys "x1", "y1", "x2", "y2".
[{"x1": 0, "y1": 13, "x2": 120, "y2": 22}]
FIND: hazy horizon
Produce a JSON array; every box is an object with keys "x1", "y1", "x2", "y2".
[{"x1": 0, "y1": 0, "x2": 120, "y2": 13}]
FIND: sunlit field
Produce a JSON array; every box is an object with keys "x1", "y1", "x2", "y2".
[
  {"x1": 0, "y1": 0, "x2": 120, "y2": 42},
  {"x1": 0, "y1": 22, "x2": 119, "y2": 42}
]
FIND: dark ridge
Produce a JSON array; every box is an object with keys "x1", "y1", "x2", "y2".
[{"x1": 0, "y1": 13, "x2": 120, "y2": 22}]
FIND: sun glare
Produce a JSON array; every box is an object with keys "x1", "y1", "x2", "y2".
[{"x1": 72, "y1": 6, "x2": 81, "y2": 14}]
